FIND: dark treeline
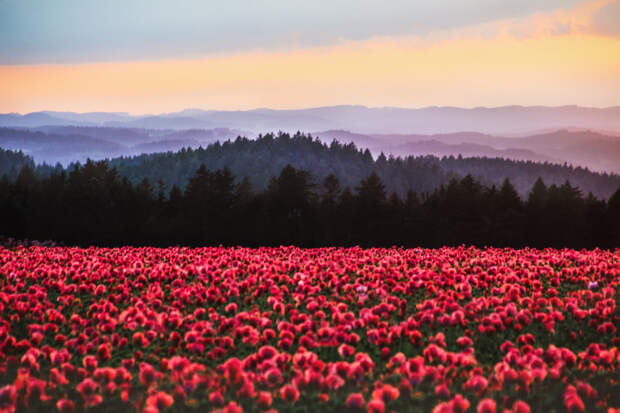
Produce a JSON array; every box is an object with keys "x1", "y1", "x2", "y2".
[
  {"x1": 0, "y1": 148, "x2": 34, "y2": 178},
  {"x1": 1, "y1": 159, "x2": 619, "y2": 249},
  {"x1": 3, "y1": 133, "x2": 620, "y2": 200},
  {"x1": 106, "y1": 133, "x2": 620, "y2": 200}
]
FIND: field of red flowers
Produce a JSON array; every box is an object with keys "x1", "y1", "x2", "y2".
[{"x1": 0, "y1": 246, "x2": 618, "y2": 413}]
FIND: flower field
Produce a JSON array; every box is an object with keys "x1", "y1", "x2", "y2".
[{"x1": 0, "y1": 246, "x2": 618, "y2": 413}]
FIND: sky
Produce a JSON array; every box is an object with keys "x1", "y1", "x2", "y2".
[{"x1": 0, "y1": 0, "x2": 619, "y2": 114}]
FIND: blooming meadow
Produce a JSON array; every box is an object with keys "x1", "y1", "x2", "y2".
[{"x1": 0, "y1": 246, "x2": 618, "y2": 413}]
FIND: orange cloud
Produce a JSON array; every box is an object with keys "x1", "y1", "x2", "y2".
[{"x1": 1, "y1": 0, "x2": 618, "y2": 113}]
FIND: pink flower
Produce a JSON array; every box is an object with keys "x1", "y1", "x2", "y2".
[
  {"x1": 367, "y1": 399, "x2": 385, "y2": 413},
  {"x1": 76, "y1": 378, "x2": 102, "y2": 407},
  {"x1": 146, "y1": 391, "x2": 174, "y2": 411},
  {"x1": 56, "y1": 399, "x2": 75, "y2": 412},
  {"x1": 512, "y1": 400, "x2": 531, "y2": 413},
  {"x1": 0, "y1": 386, "x2": 17, "y2": 413},
  {"x1": 450, "y1": 394, "x2": 470, "y2": 413},
  {"x1": 477, "y1": 398, "x2": 496, "y2": 413},
  {"x1": 345, "y1": 393, "x2": 365, "y2": 409},
  {"x1": 280, "y1": 384, "x2": 299, "y2": 404},
  {"x1": 256, "y1": 391, "x2": 272, "y2": 408},
  {"x1": 372, "y1": 384, "x2": 399, "y2": 404}
]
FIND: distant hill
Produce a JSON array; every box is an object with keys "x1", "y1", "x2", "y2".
[
  {"x1": 0, "y1": 112, "x2": 79, "y2": 127},
  {"x1": 0, "y1": 128, "x2": 126, "y2": 165},
  {"x1": 100, "y1": 133, "x2": 620, "y2": 200},
  {"x1": 2, "y1": 123, "x2": 620, "y2": 174},
  {"x1": 2, "y1": 105, "x2": 619, "y2": 135},
  {"x1": 0, "y1": 127, "x2": 244, "y2": 164},
  {"x1": 392, "y1": 140, "x2": 555, "y2": 163},
  {"x1": 314, "y1": 129, "x2": 620, "y2": 173},
  {"x1": 2, "y1": 128, "x2": 620, "y2": 198},
  {"x1": 132, "y1": 139, "x2": 204, "y2": 154},
  {"x1": 34, "y1": 125, "x2": 154, "y2": 145}
]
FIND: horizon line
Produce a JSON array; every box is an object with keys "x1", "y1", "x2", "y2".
[{"x1": 4, "y1": 103, "x2": 620, "y2": 117}]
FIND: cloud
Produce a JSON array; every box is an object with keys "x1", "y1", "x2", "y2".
[
  {"x1": 592, "y1": 0, "x2": 620, "y2": 36},
  {"x1": 0, "y1": 0, "x2": 584, "y2": 64},
  {"x1": 1, "y1": 29, "x2": 618, "y2": 113},
  {"x1": 443, "y1": 0, "x2": 618, "y2": 41},
  {"x1": 0, "y1": 0, "x2": 617, "y2": 112}
]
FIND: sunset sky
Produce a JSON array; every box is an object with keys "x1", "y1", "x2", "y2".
[{"x1": 1, "y1": 0, "x2": 619, "y2": 114}]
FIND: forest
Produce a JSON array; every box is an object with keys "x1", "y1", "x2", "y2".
[
  {"x1": 2, "y1": 132, "x2": 620, "y2": 199},
  {"x1": 1, "y1": 158, "x2": 619, "y2": 249}
]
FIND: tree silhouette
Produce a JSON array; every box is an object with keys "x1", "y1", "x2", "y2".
[{"x1": 0, "y1": 162, "x2": 618, "y2": 248}]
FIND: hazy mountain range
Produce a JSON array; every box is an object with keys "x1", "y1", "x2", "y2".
[
  {"x1": 313, "y1": 129, "x2": 620, "y2": 174},
  {"x1": 0, "y1": 126, "x2": 244, "y2": 165},
  {"x1": 0, "y1": 105, "x2": 619, "y2": 173},
  {"x1": 2, "y1": 105, "x2": 620, "y2": 135}
]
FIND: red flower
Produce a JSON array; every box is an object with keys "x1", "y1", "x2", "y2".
[
  {"x1": 97, "y1": 344, "x2": 111, "y2": 362},
  {"x1": 0, "y1": 246, "x2": 618, "y2": 413},
  {"x1": 56, "y1": 399, "x2": 75, "y2": 412},
  {"x1": 280, "y1": 384, "x2": 299, "y2": 404},
  {"x1": 432, "y1": 402, "x2": 454, "y2": 413},
  {"x1": 565, "y1": 386, "x2": 586, "y2": 413},
  {"x1": 257, "y1": 391, "x2": 272, "y2": 408},
  {"x1": 367, "y1": 399, "x2": 385, "y2": 413},
  {"x1": 566, "y1": 396, "x2": 585, "y2": 413},
  {"x1": 139, "y1": 362, "x2": 158, "y2": 386},
  {"x1": 146, "y1": 391, "x2": 174, "y2": 411},
  {"x1": 213, "y1": 401, "x2": 243, "y2": 413},
  {"x1": 237, "y1": 379, "x2": 255, "y2": 399},
  {"x1": 450, "y1": 394, "x2": 470, "y2": 413},
  {"x1": 76, "y1": 378, "x2": 98, "y2": 396},
  {"x1": 26, "y1": 378, "x2": 50, "y2": 404},
  {"x1": 258, "y1": 345, "x2": 278, "y2": 360},
  {"x1": 345, "y1": 393, "x2": 365, "y2": 409},
  {"x1": 76, "y1": 378, "x2": 102, "y2": 407},
  {"x1": 456, "y1": 336, "x2": 473, "y2": 348},
  {"x1": 82, "y1": 355, "x2": 98, "y2": 372},
  {"x1": 465, "y1": 375, "x2": 488, "y2": 394},
  {"x1": 512, "y1": 400, "x2": 531, "y2": 413},
  {"x1": 477, "y1": 398, "x2": 496, "y2": 413},
  {"x1": 338, "y1": 344, "x2": 355, "y2": 358},
  {"x1": 209, "y1": 391, "x2": 225, "y2": 406},
  {"x1": 435, "y1": 384, "x2": 450, "y2": 399},
  {"x1": 384, "y1": 384, "x2": 400, "y2": 402},
  {"x1": 264, "y1": 368, "x2": 283, "y2": 386},
  {"x1": 0, "y1": 385, "x2": 17, "y2": 413}
]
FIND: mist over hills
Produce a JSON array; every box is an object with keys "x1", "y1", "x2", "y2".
[
  {"x1": 314, "y1": 129, "x2": 620, "y2": 174},
  {"x1": 2, "y1": 105, "x2": 620, "y2": 135},
  {"x1": 2, "y1": 125, "x2": 619, "y2": 175},
  {"x1": 0, "y1": 126, "x2": 244, "y2": 164},
  {"x1": 1, "y1": 105, "x2": 620, "y2": 179},
  {"x1": 101, "y1": 133, "x2": 620, "y2": 200},
  {"x1": 4, "y1": 132, "x2": 619, "y2": 201}
]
